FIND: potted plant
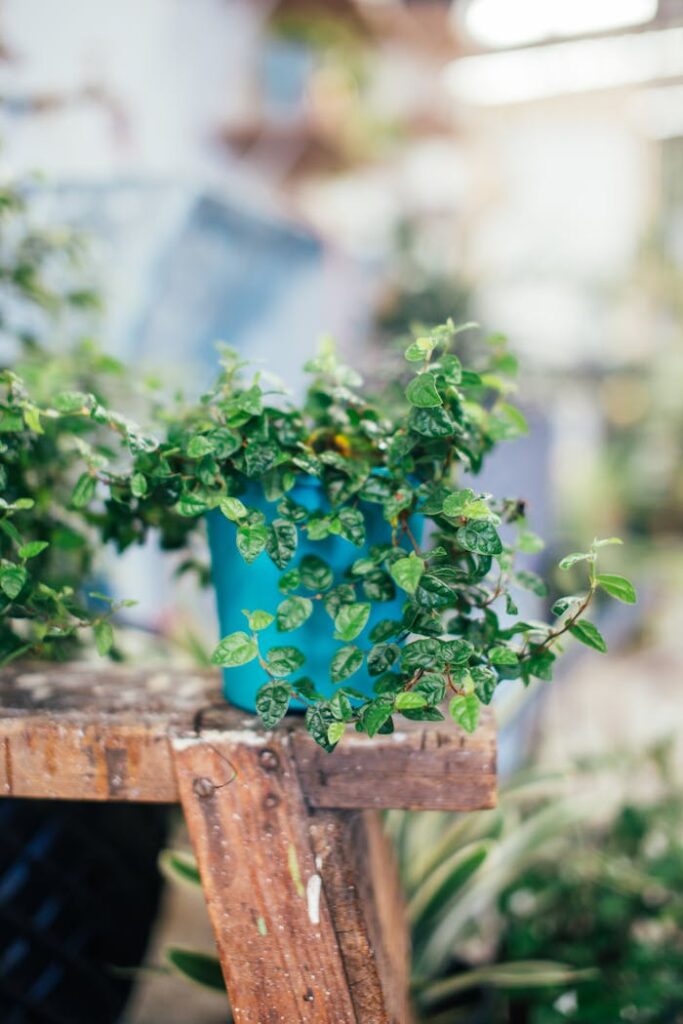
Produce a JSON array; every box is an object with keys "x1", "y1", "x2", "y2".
[
  {"x1": 0, "y1": 181, "x2": 169, "y2": 1024},
  {"x1": 3, "y1": 320, "x2": 635, "y2": 753}
]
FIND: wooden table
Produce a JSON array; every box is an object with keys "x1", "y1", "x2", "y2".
[{"x1": 0, "y1": 664, "x2": 496, "y2": 1024}]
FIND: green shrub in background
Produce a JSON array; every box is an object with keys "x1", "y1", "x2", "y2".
[{"x1": 161, "y1": 744, "x2": 683, "y2": 1023}]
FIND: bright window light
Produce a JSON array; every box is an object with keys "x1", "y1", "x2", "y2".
[
  {"x1": 460, "y1": 0, "x2": 659, "y2": 50},
  {"x1": 444, "y1": 26, "x2": 683, "y2": 106}
]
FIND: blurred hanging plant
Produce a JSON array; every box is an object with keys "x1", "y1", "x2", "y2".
[
  {"x1": 0, "y1": 177, "x2": 129, "y2": 663},
  {"x1": 0, "y1": 174, "x2": 207, "y2": 664}
]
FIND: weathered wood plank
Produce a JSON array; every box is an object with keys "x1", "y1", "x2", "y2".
[
  {"x1": 291, "y1": 716, "x2": 496, "y2": 812},
  {"x1": 309, "y1": 809, "x2": 414, "y2": 1024},
  {"x1": 172, "y1": 733, "x2": 359, "y2": 1024},
  {"x1": 0, "y1": 665, "x2": 496, "y2": 811}
]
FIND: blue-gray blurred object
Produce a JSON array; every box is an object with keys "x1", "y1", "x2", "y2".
[{"x1": 25, "y1": 180, "x2": 370, "y2": 395}]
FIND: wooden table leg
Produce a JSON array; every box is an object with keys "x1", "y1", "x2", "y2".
[
  {"x1": 309, "y1": 809, "x2": 414, "y2": 1024},
  {"x1": 171, "y1": 733, "x2": 414, "y2": 1023}
]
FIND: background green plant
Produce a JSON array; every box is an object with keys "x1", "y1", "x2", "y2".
[{"x1": 159, "y1": 743, "x2": 683, "y2": 1023}]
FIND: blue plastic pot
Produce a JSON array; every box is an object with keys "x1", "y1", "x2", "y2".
[{"x1": 207, "y1": 478, "x2": 423, "y2": 713}]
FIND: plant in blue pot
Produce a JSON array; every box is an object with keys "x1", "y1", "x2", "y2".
[
  {"x1": 2, "y1": 320, "x2": 635, "y2": 753},
  {"x1": 128, "y1": 323, "x2": 631, "y2": 751}
]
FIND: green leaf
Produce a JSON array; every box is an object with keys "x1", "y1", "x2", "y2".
[
  {"x1": 94, "y1": 620, "x2": 114, "y2": 656},
  {"x1": 305, "y1": 704, "x2": 336, "y2": 751},
  {"x1": 413, "y1": 672, "x2": 446, "y2": 704},
  {"x1": 70, "y1": 473, "x2": 96, "y2": 509},
  {"x1": 369, "y1": 619, "x2": 402, "y2": 643},
  {"x1": 300, "y1": 554, "x2": 333, "y2": 592},
  {"x1": 390, "y1": 553, "x2": 424, "y2": 595},
  {"x1": 442, "y1": 489, "x2": 475, "y2": 517},
  {"x1": 441, "y1": 638, "x2": 474, "y2": 666},
  {"x1": 236, "y1": 523, "x2": 268, "y2": 563},
  {"x1": 401, "y1": 706, "x2": 445, "y2": 722},
  {"x1": 488, "y1": 645, "x2": 518, "y2": 666},
  {"x1": 402, "y1": 638, "x2": 443, "y2": 672},
  {"x1": 266, "y1": 519, "x2": 297, "y2": 569},
  {"x1": 158, "y1": 850, "x2": 201, "y2": 888},
  {"x1": 276, "y1": 596, "x2": 313, "y2": 632},
  {"x1": 244, "y1": 609, "x2": 274, "y2": 631},
  {"x1": 166, "y1": 948, "x2": 225, "y2": 993},
  {"x1": 186, "y1": 435, "x2": 216, "y2": 458},
  {"x1": 131, "y1": 472, "x2": 148, "y2": 498},
  {"x1": 559, "y1": 551, "x2": 591, "y2": 571},
  {"x1": 176, "y1": 493, "x2": 209, "y2": 517},
  {"x1": 405, "y1": 373, "x2": 442, "y2": 408},
  {"x1": 323, "y1": 584, "x2": 356, "y2": 619},
  {"x1": 596, "y1": 573, "x2": 636, "y2": 604},
  {"x1": 449, "y1": 693, "x2": 481, "y2": 734},
  {"x1": 0, "y1": 518, "x2": 23, "y2": 547},
  {"x1": 330, "y1": 645, "x2": 364, "y2": 683},
  {"x1": 266, "y1": 646, "x2": 305, "y2": 677},
  {"x1": 54, "y1": 390, "x2": 92, "y2": 413},
  {"x1": 292, "y1": 677, "x2": 323, "y2": 702},
  {"x1": 457, "y1": 521, "x2": 502, "y2": 556},
  {"x1": 362, "y1": 700, "x2": 394, "y2": 737},
  {"x1": 551, "y1": 594, "x2": 584, "y2": 616},
  {"x1": 219, "y1": 497, "x2": 248, "y2": 521},
  {"x1": 211, "y1": 631, "x2": 258, "y2": 667},
  {"x1": 278, "y1": 568, "x2": 301, "y2": 594},
  {"x1": 404, "y1": 336, "x2": 435, "y2": 361},
  {"x1": 592, "y1": 536, "x2": 623, "y2": 548},
  {"x1": 367, "y1": 643, "x2": 400, "y2": 676},
  {"x1": 518, "y1": 530, "x2": 544, "y2": 553},
  {"x1": 255, "y1": 682, "x2": 290, "y2": 728},
  {"x1": 327, "y1": 720, "x2": 346, "y2": 746},
  {"x1": 514, "y1": 570, "x2": 548, "y2": 597},
  {"x1": 334, "y1": 602, "x2": 370, "y2": 642},
  {"x1": 210, "y1": 428, "x2": 241, "y2": 458},
  {"x1": 569, "y1": 620, "x2": 607, "y2": 653},
  {"x1": 0, "y1": 565, "x2": 27, "y2": 600},
  {"x1": 243, "y1": 441, "x2": 279, "y2": 477},
  {"x1": 18, "y1": 541, "x2": 49, "y2": 560},
  {"x1": 471, "y1": 666, "x2": 497, "y2": 704},
  {"x1": 0, "y1": 411, "x2": 23, "y2": 432},
  {"x1": 409, "y1": 407, "x2": 455, "y2": 438},
  {"x1": 395, "y1": 691, "x2": 428, "y2": 711},
  {"x1": 337, "y1": 506, "x2": 366, "y2": 546},
  {"x1": 23, "y1": 405, "x2": 43, "y2": 434}
]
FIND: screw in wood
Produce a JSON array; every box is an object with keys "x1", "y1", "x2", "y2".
[
  {"x1": 193, "y1": 776, "x2": 216, "y2": 798},
  {"x1": 258, "y1": 748, "x2": 280, "y2": 772}
]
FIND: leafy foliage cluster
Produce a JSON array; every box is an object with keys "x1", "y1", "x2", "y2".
[
  {"x1": 0, "y1": 179, "x2": 635, "y2": 745},
  {"x1": 2, "y1": 305, "x2": 635, "y2": 747}
]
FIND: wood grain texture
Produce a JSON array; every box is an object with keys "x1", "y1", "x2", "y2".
[
  {"x1": 0, "y1": 664, "x2": 496, "y2": 811},
  {"x1": 309, "y1": 809, "x2": 414, "y2": 1024},
  {"x1": 291, "y1": 715, "x2": 496, "y2": 812},
  {"x1": 172, "y1": 733, "x2": 358, "y2": 1024}
]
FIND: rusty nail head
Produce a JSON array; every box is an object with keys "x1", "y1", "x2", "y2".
[
  {"x1": 259, "y1": 748, "x2": 280, "y2": 772},
  {"x1": 263, "y1": 792, "x2": 279, "y2": 809},
  {"x1": 193, "y1": 776, "x2": 215, "y2": 799}
]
